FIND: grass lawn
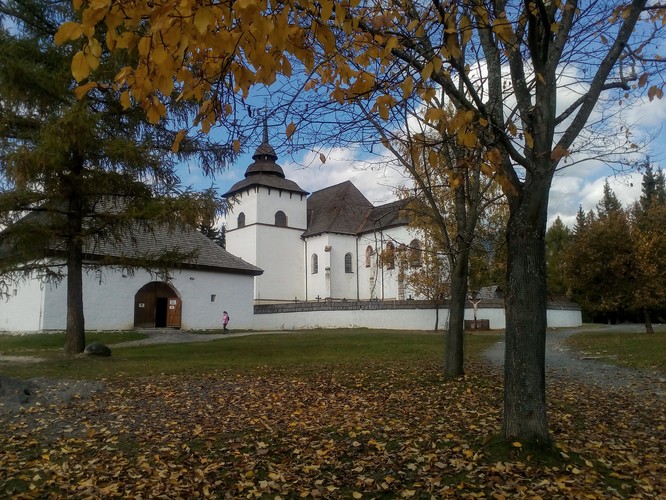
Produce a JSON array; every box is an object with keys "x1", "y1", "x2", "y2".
[
  {"x1": 565, "y1": 328, "x2": 666, "y2": 374},
  {"x1": 1, "y1": 328, "x2": 664, "y2": 498},
  {"x1": 0, "y1": 329, "x2": 496, "y2": 380}
]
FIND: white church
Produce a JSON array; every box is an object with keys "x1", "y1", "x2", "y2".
[
  {"x1": 222, "y1": 128, "x2": 582, "y2": 331},
  {"x1": 223, "y1": 129, "x2": 421, "y2": 305}
]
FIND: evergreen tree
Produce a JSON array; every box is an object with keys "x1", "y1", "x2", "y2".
[
  {"x1": 545, "y1": 217, "x2": 571, "y2": 297},
  {"x1": 0, "y1": 0, "x2": 232, "y2": 353},
  {"x1": 596, "y1": 180, "x2": 623, "y2": 219},
  {"x1": 638, "y1": 158, "x2": 666, "y2": 212}
]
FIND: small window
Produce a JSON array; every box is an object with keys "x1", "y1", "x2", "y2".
[
  {"x1": 409, "y1": 239, "x2": 422, "y2": 268},
  {"x1": 237, "y1": 212, "x2": 246, "y2": 228},
  {"x1": 275, "y1": 210, "x2": 287, "y2": 227},
  {"x1": 211, "y1": 294, "x2": 217, "y2": 303},
  {"x1": 384, "y1": 241, "x2": 395, "y2": 270},
  {"x1": 345, "y1": 252, "x2": 353, "y2": 273},
  {"x1": 311, "y1": 253, "x2": 319, "y2": 274},
  {"x1": 365, "y1": 245, "x2": 374, "y2": 268}
]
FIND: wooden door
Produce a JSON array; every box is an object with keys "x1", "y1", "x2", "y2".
[{"x1": 166, "y1": 297, "x2": 182, "y2": 328}]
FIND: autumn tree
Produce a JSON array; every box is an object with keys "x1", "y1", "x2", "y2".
[
  {"x1": 375, "y1": 100, "x2": 506, "y2": 378},
  {"x1": 64, "y1": 0, "x2": 666, "y2": 441},
  {"x1": 0, "y1": 0, "x2": 231, "y2": 354}
]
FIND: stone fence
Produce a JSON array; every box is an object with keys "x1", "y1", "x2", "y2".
[{"x1": 252, "y1": 299, "x2": 582, "y2": 331}]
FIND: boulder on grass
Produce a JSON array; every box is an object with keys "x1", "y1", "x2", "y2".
[{"x1": 84, "y1": 342, "x2": 111, "y2": 357}]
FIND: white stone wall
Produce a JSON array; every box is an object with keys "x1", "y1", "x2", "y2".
[
  {"x1": 2, "y1": 267, "x2": 256, "y2": 332},
  {"x1": 252, "y1": 305, "x2": 582, "y2": 331},
  {"x1": 0, "y1": 276, "x2": 45, "y2": 331}
]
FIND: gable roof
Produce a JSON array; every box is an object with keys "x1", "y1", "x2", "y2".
[
  {"x1": 87, "y1": 224, "x2": 263, "y2": 275},
  {"x1": 359, "y1": 199, "x2": 411, "y2": 234},
  {"x1": 302, "y1": 181, "x2": 374, "y2": 238},
  {"x1": 0, "y1": 213, "x2": 262, "y2": 276}
]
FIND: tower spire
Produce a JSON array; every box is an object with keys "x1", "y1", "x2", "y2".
[{"x1": 262, "y1": 111, "x2": 269, "y2": 145}]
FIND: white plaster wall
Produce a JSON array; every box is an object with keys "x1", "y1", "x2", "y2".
[
  {"x1": 323, "y1": 233, "x2": 358, "y2": 300},
  {"x1": 256, "y1": 187, "x2": 307, "y2": 228},
  {"x1": 253, "y1": 307, "x2": 450, "y2": 331},
  {"x1": 9, "y1": 267, "x2": 255, "y2": 332},
  {"x1": 252, "y1": 306, "x2": 582, "y2": 331},
  {"x1": 0, "y1": 277, "x2": 45, "y2": 331},
  {"x1": 255, "y1": 225, "x2": 305, "y2": 302},
  {"x1": 304, "y1": 235, "x2": 331, "y2": 300},
  {"x1": 228, "y1": 188, "x2": 259, "y2": 227},
  {"x1": 547, "y1": 308, "x2": 583, "y2": 328}
]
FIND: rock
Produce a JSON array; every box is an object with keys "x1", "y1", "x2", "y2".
[{"x1": 84, "y1": 342, "x2": 111, "y2": 357}]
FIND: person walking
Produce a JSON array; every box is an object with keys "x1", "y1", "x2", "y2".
[{"x1": 222, "y1": 311, "x2": 230, "y2": 333}]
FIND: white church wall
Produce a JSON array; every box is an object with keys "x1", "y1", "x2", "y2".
[
  {"x1": 304, "y1": 235, "x2": 331, "y2": 300},
  {"x1": 325, "y1": 233, "x2": 359, "y2": 300},
  {"x1": 4, "y1": 266, "x2": 256, "y2": 332},
  {"x1": 0, "y1": 274, "x2": 45, "y2": 331},
  {"x1": 256, "y1": 187, "x2": 307, "y2": 228},
  {"x1": 254, "y1": 225, "x2": 305, "y2": 302},
  {"x1": 228, "y1": 188, "x2": 259, "y2": 227}
]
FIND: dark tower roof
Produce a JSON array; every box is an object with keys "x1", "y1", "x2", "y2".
[{"x1": 223, "y1": 117, "x2": 308, "y2": 197}]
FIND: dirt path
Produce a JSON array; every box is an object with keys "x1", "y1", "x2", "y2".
[{"x1": 482, "y1": 324, "x2": 666, "y2": 399}]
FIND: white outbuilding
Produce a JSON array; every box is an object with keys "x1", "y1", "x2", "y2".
[{"x1": 0, "y1": 224, "x2": 262, "y2": 332}]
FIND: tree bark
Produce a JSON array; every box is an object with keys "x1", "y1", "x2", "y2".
[
  {"x1": 63, "y1": 182, "x2": 86, "y2": 355},
  {"x1": 502, "y1": 177, "x2": 550, "y2": 443},
  {"x1": 445, "y1": 247, "x2": 469, "y2": 379},
  {"x1": 643, "y1": 308, "x2": 654, "y2": 334}
]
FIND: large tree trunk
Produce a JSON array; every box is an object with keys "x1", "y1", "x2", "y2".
[
  {"x1": 643, "y1": 308, "x2": 654, "y2": 334},
  {"x1": 502, "y1": 178, "x2": 550, "y2": 443},
  {"x1": 63, "y1": 187, "x2": 86, "y2": 355},
  {"x1": 445, "y1": 248, "x2": 470, "y2": 379}
]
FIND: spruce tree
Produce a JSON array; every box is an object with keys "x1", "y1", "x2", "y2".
[{"x1": 0, "y1": 0, "x2": 233, "y2": 353}]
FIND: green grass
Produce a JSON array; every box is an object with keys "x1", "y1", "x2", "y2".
[
  {"x1": 0, "y1": 330, "x2": 146, "y2": 352},
  {"x1": 565, "y1": 329, "x2": 666, "y2": 373},
  {"x1": 0, "y1": 329, "x2": 499, "y2": 380}
]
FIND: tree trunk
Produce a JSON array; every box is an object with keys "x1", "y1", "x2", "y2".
[
  {"x1": 502, "y1": 179, "x2": 550, "y2": 443},
  {"x1": 643, "y1": 308, "x2": 654, "y2": 334},
  {"x1": 63, "y1": 189, "x2": 86, "y2": 355},
  {"x1": 445, "y1": 248, "x2": 469, "y2": 379}
]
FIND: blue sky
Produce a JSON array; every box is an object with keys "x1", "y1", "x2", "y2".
[{"x1": 181, "y1": 101, "x2": 665, "y2": 229}]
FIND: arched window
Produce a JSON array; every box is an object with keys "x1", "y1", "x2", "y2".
[
  {"x1": 384, "y1": 241, "x2": 395, "y2": 270},
  {"x1": 365, "y1": 245, "x2": 374, "y2": 268},
  {"x1": 275, "y1": 210, "x2": 287, "y2": 227},
  {"x1": 237, "y1": 212, "x2": 245, "y2": 228},
  {"x1": 409, "y1": 239, "x2": 422, "y2": 268},
  {"x1": 344, "y1": 252, "x2": 353, "y2": 273},
  {"x1": 311, "y1": 253, "x2": 319, "y2": 274}
]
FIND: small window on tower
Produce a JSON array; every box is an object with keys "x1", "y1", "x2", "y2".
[
  {"x1": 311, "y1": 253, "x2": 319, "y2": 274},
  {"x1": 237, "y1": 212, "x2": 246, "y2": 228},
  {"x1": 275, "y1": 210, "x2": 287, "y2": 227},
  {"x1": 211, "y1": 294, "x2": 217, "y2": 303}
]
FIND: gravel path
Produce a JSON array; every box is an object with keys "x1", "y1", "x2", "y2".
[{"x1": 482, "y1": 324, "x2": 666, "y2": 399}]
